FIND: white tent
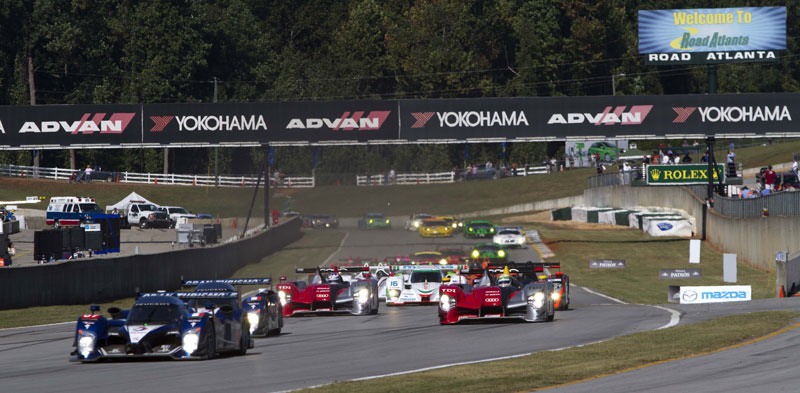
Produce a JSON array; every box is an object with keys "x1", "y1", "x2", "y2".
[{"x1": 105, "y1": 192, "x2": 157, "y2": 212}]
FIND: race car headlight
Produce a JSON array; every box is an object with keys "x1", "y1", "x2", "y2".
[
  {"x1": 385, "y1": 219, "x2": 390, "y2": 224},
  {"x1": 528, "y1": 292, "x2": 545, "y2": 309},
  {"x1": 78, "y1": 334, "x2": 96, "y2": 358},
  {"x1": 551, "y1": 292, "x2": 561, "y2": 301},
  {"x1": 471, "y1": 250, "x2": 480, "y2": 259},
  {"x1": 388, "y1": 289, "x2": 400, "y2": 299},
  {"x1": 497, "y1": 250, "x2": 506, "y2": 258},
  {"x1": 439, "y1": 294, "x2": 456, "y2": 311},
  {"x1": 369, "y1": 219, "x2": 374, "y2": 224},
  {"x1": 247, "y1": 312, "x2": 260, "y2": 332},
  {"x1": 439, "y1": 258, "x2": 447, "y2": 265},
  {"x1": 278, "y1": 291, "x2": 288, "y2": 306},
  {"x1": 451, "y1": 223, "x2": 458, "y2": 229},
  {"x1": 413, "y1": 222, "x2": 420, "y2": 228},
  {"x1": 490, "y1": 228, "x2": 495, "y2": 233},
  {"x1": 357, "y1": 288, "x2": 370, "y2": 304},
  {"x1": 182, "y1": 332, "x2": 200, "y2": 355}
]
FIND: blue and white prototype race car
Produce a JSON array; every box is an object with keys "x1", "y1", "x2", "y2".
[
  {"x1": 72, "y1": 291, "x2": 253, "y2": 362},
  {"x1": 183, "y1": 278, "x2": 283, "y2": 337},
  {"x1": 385, "y1": 264, "x2": 462, "y2": 306}
]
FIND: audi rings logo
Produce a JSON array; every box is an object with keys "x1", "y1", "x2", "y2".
[{"x1": 682, "y1": 290, "x2": 698, "y2": 302}]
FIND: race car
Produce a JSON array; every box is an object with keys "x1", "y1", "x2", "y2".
[
  {"x1": 302, "y1": 214, "x2": 340, "y2": 229},
  {"x1": 492, "y1": 227, "x2": 527, "y2": 248},
  {"x1": 275, "y1": 266, "x2": 379, "y2": 316},
  {"x1": 385, "y1": 264, "x2": 461, "y2": 306},
  {"x1": 543, "y1": 263, "x2": 570, "y2": 311},
  {"x1": 182, "y1": 278, "x2": 284, "y2": 337},
  {"x1": 72, "y1": 291, "x2": 253, "y2": 362},
  {"x1": 470, "y1": 243, "x2": 508, "y2": 265},
  {"x1": 436, "y1": 215, "x2": 464, "y2": 232},
  {"x1": 463, "y1": 220, "x2": 496, "y2": 238},
  {"x1": 418, "y1": 218, "x2": 454, "y2": 237},
  {"x1": 436, "y1": 247, "x2": 470, "y2": 265},
  {"x1": 438, "y1": 264, "x2": 556, "y2": 324},
  {"x1": 358, "y1": 212, "x2": 391, "y2": 230},
  {"x1": 411, "y1": 250, "x2": 448, "y2": 265},
  {"x1": 405, "y1": 213, "x2": 434, "y2": 231}
]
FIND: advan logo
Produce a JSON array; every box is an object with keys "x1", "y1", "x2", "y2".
[
  {"x1": 672, "y1": 106, "x2": 791, "y2": 123},
  {"x1": 547, "y1": 105, "x2": 652, "y2": 125},
  {"x1": 149, "y1": 115, "x2": 268, "y2": 132},
  {"x1": 410, "y1": 111, "x2": 529, "y2": 128},
  {"x1": 15, "y1": 113, "x2": 136, "y2": 134},
  {"x1": 286, "y1": 111, "x2": 391, "y2": 130}
]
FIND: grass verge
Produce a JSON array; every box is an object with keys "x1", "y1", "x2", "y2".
[{"x1": 300, "y1": 311, "x2": 800, "y2": 393}]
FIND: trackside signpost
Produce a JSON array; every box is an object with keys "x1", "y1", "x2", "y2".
[
  {"x1": 589, "y1": 259, "x2": 626, "y2": 269},
  {"x1": 659, "y1": 269, "x2": 702, "y2": 280}
]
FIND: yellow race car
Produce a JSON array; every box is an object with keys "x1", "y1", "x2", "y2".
[{"x1": 418, "y1": 219, "x2": 454, "y2": 237}]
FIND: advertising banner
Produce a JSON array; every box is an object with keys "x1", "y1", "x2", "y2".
[
  {"x1": 589, "y1": 260, "x2": 626, "y2": 269},
  {"x1": 143, "y1": 100, "x2": 399, "y2": 146},
  {"x1": 659, "y1": 269, "x2": 702, "y2": 280},
  {"x1": 639, "y1": 7, "x2": 786, "y2": 65},
  {"x1": 677, "y1": 285, "x2": 751, "y2": 304},
  {"x1": 646, "y1": 164, "x2": 725, "y2": 185},
  {"x1": 565, "y1": 140, "x2": 629, "y2": 168},
  {"x1": 0, "y1": 104, "x2": 142, "y2": 148}
]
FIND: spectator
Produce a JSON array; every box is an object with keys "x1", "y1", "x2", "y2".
[
  {"x1": 793, "y1": 158, "x2": 798, "y2": 176},
  {"x1": 84, "y1": 165, "x2": 94, "y2": 183},
  {"x1": 682, "y1": 152, "x2": 693, "y2": 163},
  {"x1": 740, "y1": 186, "x2": 751, "y2": 199},
  {"x1": 389, "y1": 168, "x2": 396, "y2": 184},
  {"x1": 673, "y1": 154, "x2": 680, "y2": 165},
  {"x1": 701, "y1": 152, "x2": 709, "y2": 163},
  {"x1": 485, "y1": 160, "x2": 493, "y2": 169},
  {"x1": 726, "y1": 150, "x2": 737, "y2": 177},
  {"x1": 764, "y1": 165, "x2": 777, "y2": 191}
]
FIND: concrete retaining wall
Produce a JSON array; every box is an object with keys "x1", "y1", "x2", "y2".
[
  {"x1": 584, "y1": 186, "x2": 796, "y2": 271},
  {"x1": 0, "y1": 219, "x2": 301, "y2": 310}
]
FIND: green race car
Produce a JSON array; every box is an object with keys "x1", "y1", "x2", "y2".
[
  {"x1": 470, "y1": 243, "x2": 508, "y2": 265},
  {"x1": 463, "y1": 220, "x2": 495, "y2": 239},
  {"x1": 358, "y1": 212, "x2": 391, "y2": 230}
]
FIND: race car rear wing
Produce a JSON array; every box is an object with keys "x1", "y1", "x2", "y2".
[
  {"x1": 137, "y1": 291, "x2": 239, "y2": 299},
  {"x1": 392, "y1": 264, "x2": 462, "y2": 271},
  {"x1": 295, "y1": 266, "x2": 369, "y2": 274},
  {"x1": 181, "y1": 278, "x2": 273, "y2": 287}
]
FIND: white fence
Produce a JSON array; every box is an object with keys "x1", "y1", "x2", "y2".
[
  {"x1": 0, "y1": 164, "x2": 314, "y2": 188},
  {"x1": 0, "y1": 163, "x2": 549, "y2": 188},
  {"x1": 356, "y1": 165, "x2": 549, "y2": 186}
]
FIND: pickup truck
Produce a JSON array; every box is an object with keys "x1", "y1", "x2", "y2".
[
  {"x1": 126, "y1": 203, "x2": 171, "y2": 229},
  {"x1": 157, "y1": 206, "x2": 196, "y2": 228}
]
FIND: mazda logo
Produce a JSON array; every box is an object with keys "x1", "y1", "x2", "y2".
[{"x1": 682, "y1": 290, "x2": 698, "y2": 302}]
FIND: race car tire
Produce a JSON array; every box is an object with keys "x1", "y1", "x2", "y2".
[
  {"x1": 237, "y1": 327, "x2": 250, "y2": 356},
  {"x1": 370, "y1": 294, "x2": 379, "y2": 315},
  {"x1": 53, "y1": 220, "x2": 60, "y2": 229},
  {"x1": 204, "y1": 329, "x2": 216, "y2": 360},
  {"x1": 546, "y1": 312, "x2": 554, "y2": 322}
]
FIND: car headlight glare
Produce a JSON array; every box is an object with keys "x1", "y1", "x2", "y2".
[
  {"x1": 78, "y1": 334, "x2": 95, "y2": 358},
  {"x1": 551, "y1": 292, "x2": 561, "y2": 301},
  {"x1": 490, "y1": 228, "x2": 495, "y2": 233},
  {"x1": 439, "y1": 294, "x2": 456, "y2": 311},
  {"x1": 528, "y1": 292, "x2": 545, "y2": 308},
  {"x1": 278, "y1": 291, "x2": 288, "y2": 306},
  {"x1": 369, "y1": 219, "x2": 374, "y2": 224},
  {"x1": 498, "y1": 250, "x2": 506, "y2": 258},
  {"x1": 439, "y1": 259, "x2": 447, "y2": 265},
  {"x1": 471, "y1": 250, "x2": 480, "y2": 259},
  {"x1": 247, "y1": 312, "x2": 260, "y2": 332},
  {"x1": 388, "y1": 289, "x2": 400, "y2": 299},
  {"x1": 385, "y1": 219, "x2": 390, "y2": 224},
  {"x1": 357, "y1": 288, "x2": 370, "y2": 303},
  {"x1": 182, "y1": 332, "x2": 199, "y2": 355}
]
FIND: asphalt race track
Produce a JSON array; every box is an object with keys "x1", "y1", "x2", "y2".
[{"x1": 1, "y1": 223, "x2": 797, "y2": 393}]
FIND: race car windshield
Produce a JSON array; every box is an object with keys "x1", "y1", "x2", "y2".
[
  {"x1": 127, "y1": 304, "x2": 181, "y2": 325},
  {"x1": 423, "y1": 221, "x2": 447, "y2": 227},
  {"x1": 473, "y1": 223, "x2": 491, "y2": 229},
  {"x1": 410, "y1": 271, "x2": 442, "y2": 283},
  {"x1": 498, "y1": 230, "x2": 520, "y2": 235},
  {"x1": 187, "y1": 298, "x2": 237, "y2": 309}
]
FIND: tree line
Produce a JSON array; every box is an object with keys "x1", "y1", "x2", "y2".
[{"x1": 0, "y1": 0, "x2": 796, "y2": 181}]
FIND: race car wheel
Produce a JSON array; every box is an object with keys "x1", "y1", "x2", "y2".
[
  {"x1": 237, "y1": 327, "x2": 250, "y2": 356},
  {"x1": 53, "y1": 220, "x2": 60, "y2": 229},
  {"x1": 546, "y1": 312, "x2": 555, "y2": 322},
  {"x1": 204, "y1": 329, "x2": 216, "y2": 360}
]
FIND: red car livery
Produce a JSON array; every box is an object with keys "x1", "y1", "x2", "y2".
[{"x1": 276, "y1": 266, "x2": 379, "y2": 317}]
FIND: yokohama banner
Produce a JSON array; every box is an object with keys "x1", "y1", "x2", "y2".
[{"x1": 1, "y1": 94, "x2": 800, "y2": 149}]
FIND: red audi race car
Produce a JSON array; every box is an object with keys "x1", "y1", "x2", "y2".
[
  {"x1": 438, "y1": 263, "x2": 555, "y2": 324},
  {"x1": 276, "y1": 266, "x2": 379, "y2": 316}
]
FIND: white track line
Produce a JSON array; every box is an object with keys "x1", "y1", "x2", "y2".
[
  {"x1": 575, "y1": 284, "x2": 628, "y2": 304},
  {"x1": 322, "y1": 231, "x2": 350, "y2": 266},
  {"x1": 0, "y1": 321, "x2": 72, "y2": 332}
]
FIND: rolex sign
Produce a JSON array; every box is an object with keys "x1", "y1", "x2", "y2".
[{"x1": 646, "y1": 164, "x2": 726, "y2": 185}]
